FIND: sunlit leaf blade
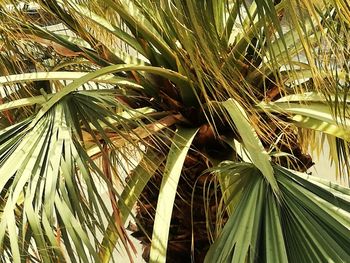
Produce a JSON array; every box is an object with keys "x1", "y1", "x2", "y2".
[
  {"x1": 0, "y1": 95, "x2": 49, "y2": 112},
  {"x1": 149, "y1": 127, "x2": 198, "y2": 263},
  {"x1": 0, "y1": 71, "x2": 142, "y2": 86},
  {"x1": 259, "y1": 100, "x2": 350, "y2": 128},
  {"x1": 292, "y1": 115, "x2": 350, "y2": 142},
  {"x1": 223, "y1": 99, "x2": 279, "y2": 194}
]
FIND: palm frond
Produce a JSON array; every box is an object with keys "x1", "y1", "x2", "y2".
[{"x1": 205, "y1": 162, "x2": 350, "y2": 263}]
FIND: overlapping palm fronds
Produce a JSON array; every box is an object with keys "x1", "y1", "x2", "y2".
[{"x1": 0, "y1": 0, "x2": 349, "y2": 262}]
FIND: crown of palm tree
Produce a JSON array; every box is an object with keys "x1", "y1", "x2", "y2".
[{"x1": 0, "y1": 0, "x2": 349, "y2": 262}]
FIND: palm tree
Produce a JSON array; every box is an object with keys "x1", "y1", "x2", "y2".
[{"x1": 0, "y1": 0, "x2": 349, "y2": 262}]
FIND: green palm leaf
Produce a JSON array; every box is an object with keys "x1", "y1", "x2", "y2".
[
  {"x1": 149, "y1": 127, "x2": 198, "y2": 263},
  {"x1": 205, "y1": 162, "x2": 350, "y2": 263}
]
